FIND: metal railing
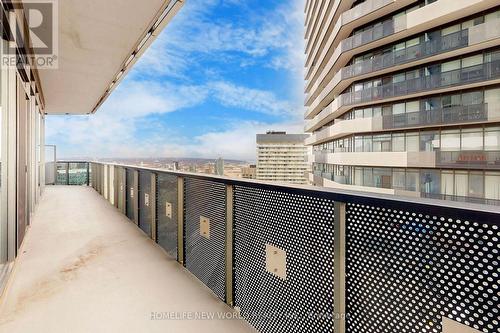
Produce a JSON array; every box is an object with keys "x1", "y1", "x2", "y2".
[
  {"x1": 340, "y1": 19, "x2": 397, "y2": 53},
  {"x1": 421, "y1": 192, "x2": 500, "y2": 206},
  {"x1": 55, "y1": 161, "x2": 90, "y2": 185},
  {"x1": 436, "y1": 150, "x2": 500, "y2": 169},
  {"x1": 312, "y1": 168, "x2": 500, "y2": 206},
  {"x1": 341, "y1": 28, "x2": 469, "y2": 80},
  {"x1": 84, "y1": 161, "x2": 498, "y2": 333},
  {"x1": 382, "y1": 103, "x2": 488, "y2": 129},
  {"x1": 340, "y1": 60, "x2": 500, "y2": 107}
]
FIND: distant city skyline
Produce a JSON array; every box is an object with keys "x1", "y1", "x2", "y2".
[{"x1": 46, "y1": 0, "x2": 305, "y2": 161}]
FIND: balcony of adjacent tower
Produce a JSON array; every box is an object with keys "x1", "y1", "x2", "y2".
[{"x1": 306, "y1": 56, "x2": 500, "y2": 133}]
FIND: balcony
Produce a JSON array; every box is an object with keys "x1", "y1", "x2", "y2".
[
  {"x1": 306, "y1": 103, "x2": 493, "y2": 146},
  {"x1": 436, "y1": 150, "x2": 500, "y2": 169},
  {"x1": 340, "y1": 17, "x2": 400, "y2": 54},
  {"x1": 0, "y1": 185, "x2": 254, "y2": 332},
  {"x1": 382, "y1": 103, "x2": 489, "y2": 130},
  {"x1": 299, "y1": 60, "x2": 500, "y2": 131},
  {"x1": 342, "y1": 28, "x2": 469, "y2": 81},
  {"x1": 305, "y1": 0, "x2": 415, "y2": 82},
  {"x1": 311, "y1": 150, "x2": 436, "y2": 168},
  {"x1": 340, "y1": 61, "x2": 500, "y2": 108},
  {"x1": 1, "y1": 162, "x2": 497, "y2": 332},
  {"x1": 304, "y1": 0, "x2": 355, "y2": 80}
]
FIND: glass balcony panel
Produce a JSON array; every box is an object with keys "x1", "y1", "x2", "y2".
[
  {"x1": 382, "y1": 104, "x2": 488, "y2": 130},
  {"x1": 341, "y1": 29, "x2": 469, "y2": 80},
  {"x1": 340, "y1": 60, "x2": 500, "y2": 108},
  {"x1": 436, "y1": 150, "x2": 500, "y2": 169}
]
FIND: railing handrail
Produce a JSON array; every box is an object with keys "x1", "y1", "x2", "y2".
[
  {"x1": 88, "y1": 161, "x2": 500, "y2": 221},
  {"x1": 340, "y1": 59, "x2": 500, "y2": 107},
  {"x1": 341, "y1": 27, "x2": 469, "y2": 80}
]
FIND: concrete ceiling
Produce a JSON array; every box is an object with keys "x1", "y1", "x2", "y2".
[{"x1": 38, "y1": 0, "x2": 182, "y2": 115}]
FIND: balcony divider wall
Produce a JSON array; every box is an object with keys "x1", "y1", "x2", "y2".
[{"x1": 86, "y1": 161, "x2": 498, "y2": 333}]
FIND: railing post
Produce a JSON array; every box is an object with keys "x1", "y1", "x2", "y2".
[
  {"x1": 97, "y1": 165, "x2": 101, "y2": 193},
  {"x1": 86, "y1": 162, "x2": 90, "y2": 186},
  {"x1": 177, "y1": 176, "x2": 184, "y2": 265},
  {"x1": 133, "y1": 170, "x2": 139, "y2": 225},
  {"x1": 151, "y1": 173, "x2": 157, "y2": 242},
  {"x1": 334, "y1": 201, "x2": 346, "y2": 333},
  {"x1": 114, "y1": 166, "x2": 119, "y2": 208},
  {"x1": 225, "y1": 184, "x2": 234, "y2": 307},
  {"x1": 66, "y1": 162, "x2": 69, "y2": 185},
  {"x1": 121, "y1": 168, "x2": 126, "y2": 214}
]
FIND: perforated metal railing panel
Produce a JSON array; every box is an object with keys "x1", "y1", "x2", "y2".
[
  {"x1": 233, "y1": 185, "x2": 336, "y2": 333},
  {"x1": 184, "y1": 178, "x2": 227, "y2": 301},
  {"x1": 139, "y1": 171, "x2": 152, "y2": 237},
  {"x1": 156, "y1": 173, "x2": 178, "y2": 259},
  {"x1": 345, "y1": 203, "x2": 499, "y2": 333},
  {"x1": 125, "y1": 169, "x2": 135, "y2": 221},
  {"x1": 89, "y1": 163, "x2": 499, "y2": 333}
]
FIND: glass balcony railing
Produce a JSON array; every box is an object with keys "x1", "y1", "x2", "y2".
[
  {"x1": 436, "y1": 150, "x2": 500, "y2": 169},
  {"x1": 340, "y1": 17, "x2": 401, "y2": 53},
  {"x1": 55, "y1": 161, "x2": 90, "y2": 185},
  {"x1": 314, "y1": 168, "x2": 500, "y2": 206},
  {"x1": 340, "y1": 60, "x2": 500, "y2": 107},
  {"x1": 421, "y1": 192, "x2": 500, "y2": 206},
  {"x1": 341, "y1": 28, "x2": 469, "y2": 80},
  {"x1": 382, "y1": 103, "x2": 488, "y2": 129}
]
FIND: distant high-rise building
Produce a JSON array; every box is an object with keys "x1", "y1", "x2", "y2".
[
  {"x1": 173, "y1": 161, "x2": 179, "y2": 171},
  {"x1": 256, "y1": 131, "x2": 309, "y2": 184},
  {"x1": 304, "y1": 0, "x2": 500, "y2": 205},
  {"x1": 215, "y1": 157, "x2": 224, "y2": 176},
  {"x1": 242, "y1": 165, "x2": 257, "y2": 179}
]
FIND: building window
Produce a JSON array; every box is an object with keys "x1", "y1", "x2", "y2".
[
  {"x1": 374, "y1": 168, "x2": 392, "y2": 188},
  {"x1": 485, "y1": 172, "x2": 500, "y2": 200},
  {"x1": 440, "y1": 130, "x2": 461, "y2": 151},
  {"x1": 406, "y1": 133, "x2": 419, "y2": 152},
  {"x1": 469, "y1": 172, "x2": 484, "y2": 198},
  {"x1": 455, "y1": 171, "x2": 469, "y2": 197},
  {"x1": 392, "y1": 133, "x2": 405, "y2": 152},
  {"x1": 393, "y1": 169, "x2": 406, "y2": 190},
  {"x1": 354, "y1": 167, "x2": 363, "y2": 186},
  {"x1": 373, "y1": 135, "x2": 391, "y2": 152},
  {"x1": 406, "y1": 170, "x2": 419, "y2": 192},
  {"x1": 420, "y1": 170, "x2": 440, "y2": 194},
  {"x1": 363, "y1": 168, "x2": 373, "y2": 187},
  {"x1": 420, "y1": 131, "x2": 438, "y2": 152},
  {"x1": 484, "y1": 126, "x2": 500, "y2": 151},
  {"x1": 461, "y1": 127, "x2": 483, "y2": 151},
  {"x1": 441, "y1": 171, "x2": 454, "y2": 196}
]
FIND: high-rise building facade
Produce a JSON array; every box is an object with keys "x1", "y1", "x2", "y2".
[
  {"x1": 256, "y1": 131, "x2": 310, "y2": 184},
  {"x1": 304, "y1": 0, "x2": 500, "y2": 205},
  {"x1": 242, "y1": 165, "x2": 257, "y2": 179},
  {"x1": 215, "y1": 157, "x2": 224, "y2": 176}
]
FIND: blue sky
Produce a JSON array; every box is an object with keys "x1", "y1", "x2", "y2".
[{"x1": 46, "y1": 0, "x2": 305, "y2": 162}]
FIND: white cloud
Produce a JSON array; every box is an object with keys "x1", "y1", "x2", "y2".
[
  {"x1": 135, "y1": 0, "x2": 305, "y2": 81},
  {"x1": 163, "y1": 120, "x2": 306, "y2": 161},
  {"x1": 45, "y1": 78, "x2": 303, "y2": 160},
  {"x1": 209, "y1": 81, "x2": 295, "y2": 116},
  {"x1": 47, "y1": 114, "x2": 305, "y2": 161}
]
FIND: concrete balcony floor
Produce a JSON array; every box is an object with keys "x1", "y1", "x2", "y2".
[{"x1": 0, "y1": 186, "x2": 255, "y2": 333}]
